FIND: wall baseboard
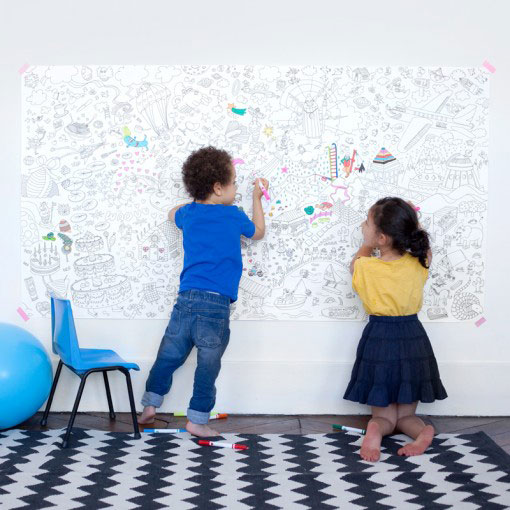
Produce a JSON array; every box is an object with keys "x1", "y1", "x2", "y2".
[{"x1": 41, "y1": 359, "x2": 510, "y2": 416}]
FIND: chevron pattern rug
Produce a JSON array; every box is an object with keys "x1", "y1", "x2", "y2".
[{"x1": 0, "y1": 428, "x2": 509, "y2": 509}]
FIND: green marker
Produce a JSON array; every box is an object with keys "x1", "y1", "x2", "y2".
[{"x1": 332, "y1": 424, "x2": 366, "y2": 435}]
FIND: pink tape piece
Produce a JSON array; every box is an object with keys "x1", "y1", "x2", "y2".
[
  {"x1": 482, "y1": 60, "x2": 496, "y2": 73},
  {"x1": 232, "y1": 159, "x2": 245, "y2": 166},
  {"x1": 18, "y1": 63, "x2": 30, "y2": 75},
  {"x1": 414, "y1": 206, "x2": 421, "y2": 212},
  {"x1": 475, "y1": 316, "x2": 486, "y2": 327},
  {"x1": 17, "y1": 307, "x2": 30, "y2": 322}
]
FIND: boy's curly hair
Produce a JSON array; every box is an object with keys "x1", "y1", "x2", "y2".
[{"x1": 182, "y1": 146, "x2": 233, "y2": 201}]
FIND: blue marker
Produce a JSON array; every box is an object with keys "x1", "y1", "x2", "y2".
[{"x1": 144, "y1": 428, "x2": 187, "y2": 434}]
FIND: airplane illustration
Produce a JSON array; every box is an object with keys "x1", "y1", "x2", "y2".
[{"x1": 386, "y1": 91, "x2": 476, "y2": 152}]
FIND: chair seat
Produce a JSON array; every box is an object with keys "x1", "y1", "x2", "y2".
[{"x1": 71, "y1": 348, "x2": 140, "y2": 373}]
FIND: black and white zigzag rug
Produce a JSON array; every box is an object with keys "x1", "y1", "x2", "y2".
[{"x1": 0, "y1": 429, "x2": 509, "y2": 509}]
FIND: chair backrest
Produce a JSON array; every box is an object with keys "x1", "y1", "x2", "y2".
[{"x1": 51, "y1": 296, "x2": 82, "y2": 368}]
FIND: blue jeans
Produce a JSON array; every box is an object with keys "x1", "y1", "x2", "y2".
[{"x1": 141, "y1": 289, "x2": 231, "y2": 424}]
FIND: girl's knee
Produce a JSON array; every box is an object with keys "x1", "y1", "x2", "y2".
[
  {"x1": 385, "y1": 417, "x2": 397, "y2": 433},
  {"x1": 371, "y1": 416, "x2": 397, "y2": 434},
  {"x1": 396, "y1": 402, "x2": 418, "y2": 420}
]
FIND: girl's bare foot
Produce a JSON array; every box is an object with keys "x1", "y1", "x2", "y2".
[
  {"x1": 398, "y1": 425, "x2": 435, "y2": 456},
  {"x1": 360, "y1": 421, "x2": 383, "y2": 462},
  {"x1": 138, "y1": 406, "x2": 156, "y2": 425},
  {"x1": 186, "y1": 421, "x2": 220, "y2": 437}
]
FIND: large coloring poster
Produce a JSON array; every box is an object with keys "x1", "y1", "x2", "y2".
[{"x1": 21, "y1": 66, "x2": 488, "y2": 321}]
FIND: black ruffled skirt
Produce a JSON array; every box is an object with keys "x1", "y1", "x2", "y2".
[{"x1": 343, "y1": 314, "x2": 448, "y2": 407}]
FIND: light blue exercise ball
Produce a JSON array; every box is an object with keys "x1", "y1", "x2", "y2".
[{"x1": 0, "y1": 323, "x2": 53, "y2": 430}]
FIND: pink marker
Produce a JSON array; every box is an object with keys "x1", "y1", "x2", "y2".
[
  {"x1": 257, "y1": 179, "x2": 270, "y2": 201},
  {"x1": 199, "y1": 440, "x2": 248, "y2": 450}
]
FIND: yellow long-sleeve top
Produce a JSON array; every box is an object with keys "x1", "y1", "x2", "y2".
[{"x1": 352, "y1": 252, "x2": 429, "y2": 316}]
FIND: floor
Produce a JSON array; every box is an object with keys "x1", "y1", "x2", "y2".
[{"x1": 18, "y1": 412, "x2": 510, "y2": 455}]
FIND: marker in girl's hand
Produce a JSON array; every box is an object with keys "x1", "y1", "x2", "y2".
[{"x1": 407, "y1": 200, "x2": 420, "y2": 212}]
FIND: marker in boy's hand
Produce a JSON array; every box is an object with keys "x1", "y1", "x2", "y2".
[{"x1": 253, "y1": 178, "x2": 269, "y2": 200}]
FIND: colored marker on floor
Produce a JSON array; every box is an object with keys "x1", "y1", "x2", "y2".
[
  {"x1": 198, "y1": 440, "x2": 248, "y2": 450},
  {"x1": 144, "y1": 428, "x2": 187, "y2": 433},
  {"x1": 332, "y1": 424, "x2": 366, "y2": 435},
  {"x1": 209, "y1": 413, "x2": 228, "y2": 420}
]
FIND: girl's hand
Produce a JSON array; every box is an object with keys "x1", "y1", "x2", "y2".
[{"x1": 407, "y1": 200, "x2": 419, "y2": 212}]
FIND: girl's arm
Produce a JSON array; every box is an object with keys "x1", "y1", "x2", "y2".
[{"x1": 349, "y1": 243, "x2": 374, "y2": 275}]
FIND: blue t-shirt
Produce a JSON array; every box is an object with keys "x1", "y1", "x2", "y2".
[{"x1": 175, "y1": 202, "x2": 256, "y2": 302}]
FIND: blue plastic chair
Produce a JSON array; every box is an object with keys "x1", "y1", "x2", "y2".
[{"x1": 41, "y1": 296, "x2": 141, "y2": 447}]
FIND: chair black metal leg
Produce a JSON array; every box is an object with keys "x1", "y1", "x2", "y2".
[
  {"x1": 41, "y1": 360, "x2": 63, "y2": 427},
  {"x1": 61, "y1": 372, "x2": 90, "y2": 448},
  {"x1": 122, "y1": 369, "x2": 141, "y2": 439},
  {"x1": 103, "y1": 371, "x2": 116, "y2": 420}
]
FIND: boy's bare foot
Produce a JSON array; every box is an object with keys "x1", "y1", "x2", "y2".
[
  {"x1": 398, "y1": 424, "x2": 435, "y2": 456},
  {"x1": 186, "y1": 421, "x2": 220, "y2": 437},
  {"x1": 138, "y1": 406, "x2": 156, "y2": 425},
  {"x1": 360, "y1": 421, "x2": 383, "y2": 462}
]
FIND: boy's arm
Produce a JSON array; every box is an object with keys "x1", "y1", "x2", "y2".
[
  {"x1": 168, "y1": 202, "x2": 190, "y2": 223},
  {"x1": 251, "y1": 178, "x2": 267, "y2": 240},
  {"x1": 349, "y1": 244, "x2": 374, "y2": 275}
]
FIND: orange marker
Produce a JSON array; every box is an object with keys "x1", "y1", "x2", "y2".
[{"x1": 209, "y1": 413, "x2": 228, "y2": 420}]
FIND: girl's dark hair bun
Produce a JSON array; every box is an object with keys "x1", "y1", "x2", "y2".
[{"x1": 408, "y1": 229, "x2": 430, "y2": 268}]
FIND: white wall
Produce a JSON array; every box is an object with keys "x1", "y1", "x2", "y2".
[{"x1": 1, "y1": 0, "x2": 509, "y2": 415}]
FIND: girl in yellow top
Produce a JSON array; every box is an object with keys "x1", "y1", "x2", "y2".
[{"x1": 343, "y1": 197, "x2": 447, "y2": 462}]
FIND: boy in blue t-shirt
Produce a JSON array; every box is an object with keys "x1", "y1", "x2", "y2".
[{"x1": 139, "y1": 146, "x2": 268, "y2": 437}]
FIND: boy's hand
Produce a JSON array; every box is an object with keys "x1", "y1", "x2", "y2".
[{"x1": 253, "y1": 178, "x2": 269, "y2": 200}]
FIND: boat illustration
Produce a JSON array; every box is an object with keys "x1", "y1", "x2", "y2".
[
  {"x1": 322, "y1": 264, "x2": 347, "y2": 294},
  {"x1": 274, "y1": 279, "x2": 311, "y2": 310}
]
